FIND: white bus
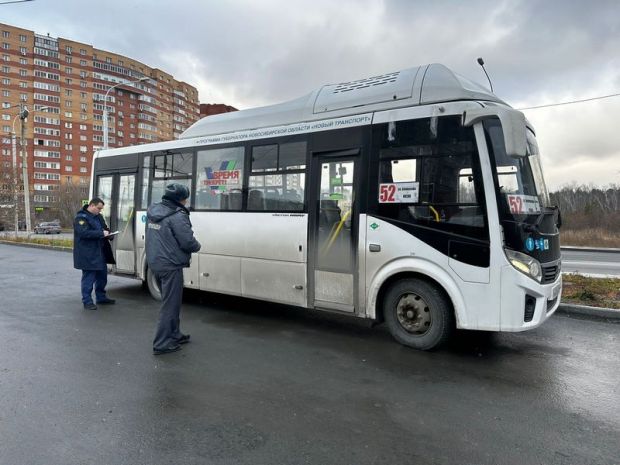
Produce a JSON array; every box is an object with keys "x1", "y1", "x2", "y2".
[{"x1": 92, "y1": 63, "x2": 562, "y2": 350}]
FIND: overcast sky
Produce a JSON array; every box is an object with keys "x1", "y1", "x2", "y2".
[{"x1": 3, "y1": 0, "x2": 620, "y2": 190}]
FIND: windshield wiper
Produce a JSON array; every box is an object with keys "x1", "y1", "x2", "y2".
[{"x1": 523, "y1": 206, "x2": 561, "y2": 232}]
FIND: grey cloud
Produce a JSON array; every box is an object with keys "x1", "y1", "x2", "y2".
[{"x1": 3, "y1": 0, "x2": 620, "y2": 187}]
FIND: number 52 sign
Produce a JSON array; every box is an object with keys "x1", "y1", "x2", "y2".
[{"x1": 379, "y1": 182, "x2": 419, "y2": 203}]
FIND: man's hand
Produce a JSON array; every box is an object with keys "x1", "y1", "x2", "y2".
[{"x1": 103, "y1": 230, "x2": 110, "y2": 238}]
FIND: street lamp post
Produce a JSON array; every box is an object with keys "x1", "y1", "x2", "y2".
[
  {"x1": 9, "y1": 105, "x2": 29, "y2": 234},
  {"x1": 102, "y1": 76, "x2": 150, "y2": 150},
  {"x1": 11, "y1": 114, "x2": 19, "y2": 235},
  {"x1": 19, "y1": 104, "x2": 31, "y2": 233}
]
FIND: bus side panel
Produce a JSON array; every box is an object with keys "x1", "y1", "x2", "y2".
[
  {"x1": 191, "y1": 212, "x2": 308, "y2": 307},
  {"x1": 364, "y1": 216, "x2": 501, "y2": 330}
]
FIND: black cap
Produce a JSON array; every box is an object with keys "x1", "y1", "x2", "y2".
[{"x1": 163, "y1": 183, "x2": 190, "y2": 202}]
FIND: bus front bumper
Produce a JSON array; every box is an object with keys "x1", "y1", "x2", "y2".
[{"x1": 499, "y1": 265, "x2": 562, "y2": 332}]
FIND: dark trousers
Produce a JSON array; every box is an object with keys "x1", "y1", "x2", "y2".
[
  {"x1": 81, "y1": 269, "x2": 108, "y2": 305},
  {"x1": 153, "y1": 268, "x2": 185, "y2": 350}
]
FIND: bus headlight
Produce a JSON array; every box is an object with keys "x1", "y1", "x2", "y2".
[{"x1": 504, "y1": 248, "x2": 542, "y2": 282}]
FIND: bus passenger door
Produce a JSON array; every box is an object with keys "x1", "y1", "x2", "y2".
[
  {"x1": 95, "y1": 172, "x2": 137, "y2": 275},
  {"x1": 309, "y1": 151, "x2": 359, "y2": 312}
]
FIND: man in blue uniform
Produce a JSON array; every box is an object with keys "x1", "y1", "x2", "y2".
[
  {"x1": 146, "y1": 184, "x2": 201, "y2": 355},
  {"x1": 73, "y1": 198, "x2": 116, "y2": 310}
]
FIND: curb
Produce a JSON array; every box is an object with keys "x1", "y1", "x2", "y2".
[
  {"x1": 561, "y1": 246, "x2": 620, "y2": 252},
  {"x1": 557, "y1": 303, "x2": 620, "y2": 320},
  {"x1": 0, "y1": 239, "x2": 72, "y2": 253}
]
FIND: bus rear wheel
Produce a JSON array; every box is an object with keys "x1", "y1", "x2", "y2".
[
  {"x1": 383, "y1": 278, "x2": 453, "y2": 350},
  {"x1": 146, "y1": 267, "x2": 162, "y2": 302}
]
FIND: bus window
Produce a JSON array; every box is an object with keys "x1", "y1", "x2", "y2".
[
  {"x1": 375, "y1": 116, "x2": 487, "y2": 235},
  {"x1": 150, "y1": 151, "x2": 193, "y2": 206},
  {"x1": 96, "y1": 175, "x2": 113, "y2": 226},
  {"x1": 248, "y1": 141, "x2": 306, "y2": 211},
  {"x1": 140, "y1": 155, "x2": 150, "y2": 209},
  {"x1": 195, "y1": 146, "x2": 245, "y2": 211}
]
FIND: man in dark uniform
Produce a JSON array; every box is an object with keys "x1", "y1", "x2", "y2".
[
  {"x1": 145, "y1": 184, "x2": 201, "y2": 355},
  {"x1": 73, "y1": 198, "x2": 116, "y2": 310}
]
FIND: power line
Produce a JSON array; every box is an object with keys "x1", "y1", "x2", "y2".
[
  {"x1": 0, "y1": 0, "x2": 34, "y2": 4},
  {"x1": 518, "y1": 92, "x2": 620, "y2": 110}
]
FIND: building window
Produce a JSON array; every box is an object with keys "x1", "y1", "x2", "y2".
[
  {"x1": 19, "y1": 34, "x2": 27, "y2": 43},
  {"x1": 19, "y1": 47, "x2": 27, "y2": 55},
  {"x1": 65, "y1": 45, "x2": 72, "y2": 54},
  {"x1": 1, "y1": 31, "x2": 8, "y2": 38},
  {"x1": 66, "y1": 56, "x2": 72, "y2": 64}
]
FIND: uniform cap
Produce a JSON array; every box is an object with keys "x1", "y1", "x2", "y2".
[{"x1": 163, "y1": 183, "x2": 190, "y2": 202}]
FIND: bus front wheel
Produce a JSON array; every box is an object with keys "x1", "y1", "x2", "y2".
[
  {"x1": 383, "y1": 278, "x2": 454, "y2": 350},
  {"x1": 146, "y1": 267, "x2": 162, "y2": 302}
]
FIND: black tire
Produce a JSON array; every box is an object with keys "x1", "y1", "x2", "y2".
[
  {"x1": 383, "y1": 278, "x2": 454, "y2": 350},
  {"x1": 146, "y1": 267, "x2": 162, "y2": 302}
]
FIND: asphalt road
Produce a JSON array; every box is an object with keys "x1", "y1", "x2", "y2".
[
  {"x1": 0, "y1": 244, "x2": 619, "y2": 465},
  {"x1": 561, "y1": 248, "x2": 620, "y2": 277}
]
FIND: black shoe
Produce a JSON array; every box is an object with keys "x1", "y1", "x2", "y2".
[
  {"x1": 177, "y1": 334, "x2": 190, "y2": 344},
  {"x1": 83, "y1": 303, "x2": 97, "y2": 310},
  {"x1": 97, "y1": 298, "x2": 116, "y2": 305},
  {"x1": 153, "y1": 345, "x2": 182, "y2": 355}
]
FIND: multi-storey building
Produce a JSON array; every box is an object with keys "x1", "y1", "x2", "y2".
[{"x1": 0, "y1": 22, "x2": 200, "y2": 217}]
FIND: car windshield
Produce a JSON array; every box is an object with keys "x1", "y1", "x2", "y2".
[{"x1": 484, "y1": 119, "x2": 551, "y2": 219}]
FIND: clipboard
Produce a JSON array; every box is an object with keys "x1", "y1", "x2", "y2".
[{"x1": 107, "y1": 230, "x2": 119, "y2": 236}]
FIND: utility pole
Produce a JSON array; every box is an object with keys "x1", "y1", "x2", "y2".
[
  {"x1": 19, "y1": 104, "x2": 31, "y2": 234},
  {"x1": 10, "y1": 128, "x2": 18, "y2": 235}
]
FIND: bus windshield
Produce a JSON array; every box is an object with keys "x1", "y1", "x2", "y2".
[{"x1": 484, "y1": 119, "x2": 551, "y2": 219}]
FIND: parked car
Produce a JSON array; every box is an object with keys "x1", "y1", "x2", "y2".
[{"x1": 34, "y1": 222, "x2": 62, "y2": 234}]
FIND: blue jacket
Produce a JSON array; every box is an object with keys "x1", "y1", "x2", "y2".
[
  {"x1": 73, "y1": 207, "x2": 107, "y2": 270},
  {"x1": 145, "y1": 199, "x2": 201, "y2": 272}
]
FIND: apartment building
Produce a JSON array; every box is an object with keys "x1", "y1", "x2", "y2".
[{"x1": 0, "y1": 22, "x2": 200, "y2": 214}]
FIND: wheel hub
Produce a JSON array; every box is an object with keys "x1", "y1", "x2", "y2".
[{"x1": 396, "y1": 293, "x2": 431, "y2": 334}]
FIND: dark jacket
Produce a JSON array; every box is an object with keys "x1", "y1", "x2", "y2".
[
  {"x1": 73, "y1": 206, "x2": 115, "y2": 270},
  {"x1": 145, "y1": 199, "x2": 201, "y2": 272}
]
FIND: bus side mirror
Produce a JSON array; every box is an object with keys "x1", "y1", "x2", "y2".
[{"x1": 463, "y1": 107, "x2": 527, "y2": 158}]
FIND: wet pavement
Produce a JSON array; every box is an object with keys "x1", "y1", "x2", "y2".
[{"x1": 0, "y1": 244, "x2": 618, "y2": 465}]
